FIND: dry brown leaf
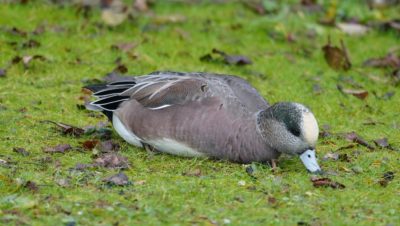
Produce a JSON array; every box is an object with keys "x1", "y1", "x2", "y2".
[
  {"x1": 22, "y1": 39, "x2": 41, "y2": 48},
  {"x1": 322, "y1": 38, "x2": 351, "y2": 71},
  {"x1": 101, "y1": 0, "x2": 129, "y2": 26},
  {"x1": 311, "y1": 177, "x2": 345, "y2": 189},
  {"x1": 24, "y1": 181, "x2": 39, "y2": 192},
  {"x1": 183, "y1": 168, "x2": 202, "y2": 177},
  {"x1": 134, "y1": 0, "x2": 148, "y2": 12},
  {"x1": 13, "y1": 147, "x2": 30, "y2": 156},
  {"x1": 111, "y1": 42, "x2": 138, "y2": 52},
  {"x1": 363, "y1": 52, "x2": 400, "y2": 69},
  {"x1": 322, "y1": 152, "x2": 339, "y2": 161},
  {"x1": 341, "y1": 88, "x2": 369, "y2": 100},
  {"x1": 344, "y1": 132, "x2": 375, "y2": 150},
  {"x1": 378, "y1": 171, "x2": 394, "y2": 187},
  {"x1": 43, "y1": 144, "x2": 72, "y2": 153},
  {"x1": 81, "y1": 140, "x2": 99, "y2": 150},
  {"x1": 0, "y1": 69, "x2": 6, "y2": 78},
  {"x1": 103, "y1": 172, "x2": 130, "y2": 186},
  {"x1": 42, "y1": 120, "x2": 85, "y2": 137},
  {"x1": 201, "y1": 48, "x2": 252, "y2": 66},
  {"x1": 94, "y1": 153, "x2": 129, "y2": 169},
  {"x1": 374, "y1": 137, "x2": 389, "y2": 148},
  {"x1": 96, "y1": 140, "x2": 120, "y2": 152}
]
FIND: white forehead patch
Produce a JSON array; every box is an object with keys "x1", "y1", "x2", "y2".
[{"x1": 301, "y1": 111, "x2": 319, "y2": 145}]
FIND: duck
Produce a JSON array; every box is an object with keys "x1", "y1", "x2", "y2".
[{"x1": 85, "y1": 71, "x2": 322, "y2": 173}]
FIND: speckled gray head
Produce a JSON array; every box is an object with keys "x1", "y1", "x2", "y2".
[{"x1": 258, "y1": 102, "x2": 321, "y2": 173}]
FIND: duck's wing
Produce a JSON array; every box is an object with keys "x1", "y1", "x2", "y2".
[
  {"x1": 88, "y1": 71, "x2": 212, "y2": 113},
  {"x1": 88, "y1": 71, "x2": 268, "y2": 116},
  {"x1": 210, "y1": 74, "x2": 269, "y2": 112},
  {"x1": 120, "y1": 71, "x2": 212, "y2": 108}
]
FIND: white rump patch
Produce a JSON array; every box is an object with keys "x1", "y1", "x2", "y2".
[
  {"x1": 302, "y1": 112, "x2": 319, "y2": 145},
  {"x1": 147, "y1": 138, "x2": 205, "y2": 157},
  {"x1": 112, "y1": 114, "x2": 143, "y2": 148}
]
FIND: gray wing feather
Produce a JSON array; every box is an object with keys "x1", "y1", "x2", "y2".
[{"x1": 90, "y1": 71, "x2": 268, "y2": 114}]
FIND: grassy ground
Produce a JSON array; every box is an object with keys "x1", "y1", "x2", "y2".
[{"x1": 0, "y1": 1, "x2": 399, "y2": 225}]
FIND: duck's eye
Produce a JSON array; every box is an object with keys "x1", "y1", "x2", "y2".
[{"x1": 307, "y1": 154, "x2": 311, "y2": 158}]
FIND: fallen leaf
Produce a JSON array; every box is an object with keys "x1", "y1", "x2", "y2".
[
  {"x1": 81, "y1": 140, "x2": 99, "y2": 150},
  {"x1": 101, "y1": 1, "x2": 129, "y2": 26},
  {"x1": 344, "y1": 132, "x2": 375, "y2": 150},
  {"x1": 199, "y1": 54, "x2": 213, "y2": 62},
  {"x1": 103, "y1": 172, "x2": 130, "y2": 186},
  {"x1": 351, "y1": 166, "x2": 363, "y2": 174},
  {"x1": 0, "y1": 69, "x2": 6, "y2": 78},
  {"x1": 363, "y1": 52, "x2": 400, "y2": 69},
  {"x1": 242, "y1": 1, "x2": 267, "y2": 15},
  {"x1": 42, "y1": 120, "x2": 85, "y2": 137},
  {"x1": 299, "y1": 0, "x2": 323, "y2": 12},
  {"x1": 0, "y1": 158, "x2": 9, "y2": 167},
  {"x1": 24, "y1": 181, "x2": 39, "y2": 192},
  {"x1": 32, "y1": 25, "x2": 45, "y2": 35},
  {"x1": 10, "y1": 55, "x2": 47, "y2": 69},
  {"x1": 113, "y1": 64, "x2": 128, "y2": 74},
  {"x1": 8, "y1": 27, "x2": 27, "y2": 37},
  {"x1": 378, "y1": 171, "x2": 394, "y2": 187},
  {"x1": 72, "y1": 163, "x2": 92, "y2": 171},
  {"x1": 96, "y1": 140, "x2": 120, "y2": 152},
  {"x1": 368, "y1": 0, "x2": 400, "y2": 8},
  {"x1": 94, "y1": 153, "x2": 129, "y2": 169},
  {"x1": 338, "y1": 153, "x2": 351, "y2": 162},
  {"x1": 267, "y1": 196, "x2": 277, "y2": 205},
  {"x1": 11, "y1": 56, "x2": 22, "y2": 64},
  {"x1": 297, "y1": 221, "x2": 310, "y2": 226},
  {"x1": 135, "y1": 180, "x2": 146, "y2": 185},
  {"x1": 336, "y1": 144, "x2": 356, "y2": 151},
  {"x1": 13, "y1": 147, "x2": 30, "y2": 156},
  {"x1": 134, "y1": 0, "x2": 148, "y2": 12},
  {"x1": 83, "y1": 122, "x2": 113, "y2": 140},
  {"x1": 311, "y1": 177, "x2": 345, "y2": 189},
  {"x1": 22, "y1": 39, "x2": 41, "y2": 48},
  {"x1": 201, "y1": 48, "x2": 252, "y2": 66},
  {"x1": 22, "y1": 55, "x2": 46, "y2": 67},
  {"x1": 337, "y1": 86, "x2": 369, "y2": 100},
  {"x1": 381, "y1": 91, "x2": 395, "y2": 100},
  {"x1": 111, "y1": 42, "x2": 138, "y2": 52},
  {"x1": 43, "y1": 144, "x2": 72, "y2": 153},
  {"x1": 213, "y1": 48, "x2": 252, "y2": 65},
  {"x1": 319, "y1": 124, "x2": 331, "y2": 138},
  {"x1": 183, "y1": 168, "x2": 202, "y2": 177},
  {"x1": 245, "y1": 163, "x2": 259, "y2": 179},
  {"x1": 337, "y1": 23, "x2": 368, "y2": 36},
  {"x1": 322, "y1": 152, "x2": 339, "y2": 161},
  {"x1": 322, "y1": 38, "x2": 351, "y2": 71},
  {"x1": 374, "y1": 137, "x2": 389, "y2": 148},
  {"x1": 56, "y1": 178, "x2": 70, "y2": 188}
]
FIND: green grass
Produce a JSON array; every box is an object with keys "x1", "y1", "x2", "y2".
[{"x1": 0, "y1": 1, "x2": 399, "y2": 225}]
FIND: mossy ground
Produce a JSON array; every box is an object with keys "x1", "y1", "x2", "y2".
[{"x1": 0, "y1": 1, "x2": 399, "y2": 225}]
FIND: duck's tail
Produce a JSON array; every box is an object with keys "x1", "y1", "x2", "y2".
[{"x1": 84, "y1": 80, "x2": 136, "y2": 121}]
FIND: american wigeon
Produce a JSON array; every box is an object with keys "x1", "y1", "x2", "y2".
[{"x1": 85, "y1": 71, "x2": 321, "y2": 173}]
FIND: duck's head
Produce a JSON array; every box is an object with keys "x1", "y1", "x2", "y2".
[{"x1": 258, "y1": 102, "x2": 322, "y2": 173}]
